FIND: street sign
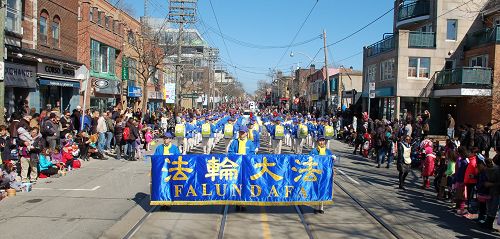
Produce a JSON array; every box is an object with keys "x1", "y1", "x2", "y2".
[
  {"x1": 369, "y1": 82, "x2": 375, "y2": 91},
  {"x1": 369, "y1": 92, "x2": 376, "y2": 99}
]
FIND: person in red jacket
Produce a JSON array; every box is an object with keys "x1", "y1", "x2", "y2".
[
  {"x1": 463, "y1": 147, "x2": 479, "y2": 210},
  {"x1": 421, "y1": 147, "x2": 436, "y2": 189}
]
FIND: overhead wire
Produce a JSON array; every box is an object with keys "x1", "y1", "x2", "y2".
[
  {"x1": 272, "y1": 0, "x2": 319, "y2": 70},
  {"x1": 208, "y1": 0, "x2": 239, "y2": 79}
]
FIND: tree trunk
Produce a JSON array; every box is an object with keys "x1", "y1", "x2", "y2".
[{"x1": 142, "y1": 80, "x2": 148, "y2": 117}]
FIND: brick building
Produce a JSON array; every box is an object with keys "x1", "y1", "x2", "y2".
[
  {"x1": 78, "y1": 0, "x2": 131, "y2": 111},
  {"x1": 3, "y1": 0, "x2": 82, "y2": 114}
]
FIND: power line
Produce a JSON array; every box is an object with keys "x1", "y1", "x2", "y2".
[
  {"x1": 336, "y1": 51, "x2": 363, "y2": 63},
  {"x1": 326, "y1": 6, "x2": 394, "y2": 48},
  {"x1": 208, "y1": 0, "x2": 239, "y2": 79},
  {"x1": 199, "y1": 17, "x2": 322, "y2": 49},
  {"x1": 437, "y1": 0, "x2": 475, "y2": 18},
  {"x1": 273, "y1": 0, "x2": 319, "y2": 70}
]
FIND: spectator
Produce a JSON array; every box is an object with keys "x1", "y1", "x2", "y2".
[
  {"x1": 96, "y1": 112, "x2": 107, "y2": 155},
  {"x1": 114, "y1": 117, "x2": 125, "y2": 160},
  {"x1": 446, "y1": 114, "x2": 455, "y2": 139},
  {"x1": 60, "y1": 110, "x2": 73, "y2": 140},
  {"x1": 105, "y1": 112, "x2": 114, "y2": 152},
  {"x1": 43, "y1": 113, "x2": 60, "y2": 150}
]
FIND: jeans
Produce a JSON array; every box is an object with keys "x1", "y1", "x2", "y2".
[
  {"x1": 105, "y1": 132, "x2": 114, "y2": 150},
  {"x1": 98, "y1": 132, "x2": 106, "y2": 153},
  {"x1": 125, "y1": 140, "x2": 136, "y2": 160},
  {"x1": 447, "y1": 128, "x2": 455, "y2": 139},
  {"x1": 115, "y1": 137, "x2": 123, "y2": 160},
  {"x1": 377, "y1": 147, "x2": 387, "y2": 166}
]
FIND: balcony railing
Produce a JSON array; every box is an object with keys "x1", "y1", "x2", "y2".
[
  {"x1": 435, "y1": 67, "x2": 492, "y2": 87},
  {"x1": 398, "y1": 1, "x2": 430, "y2": 22},
  {"x1": 409, "y1": 31, "x2": 435, "y2": 48},
  {"x1": 366, "y1": 34, "x2": 395, "y2": 57},
  {"x1": 465, "y1": 25, "x2": 500, "y2": 50}
]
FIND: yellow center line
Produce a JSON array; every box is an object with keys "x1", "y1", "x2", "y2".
[{"x1": 260, "y1": 207, "x2": 272, "y2": 239}]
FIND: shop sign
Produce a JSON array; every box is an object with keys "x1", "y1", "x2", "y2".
[
  {"x1": 128, "y1": 86, "x2": 142, "y2": 97},
  {"x1": 94, "y1": 79, "x2": 109, "y2": 89},
  {"x1": 94, "y1": 78, "x2": 121, "y2": 95},
  {"x1": 37, "y1": 63, "x2": 75, "y2": 78},
  {"x1": 39, "y1": 79, "x2": 80, "y2": 88},
  {"x1": 4, "y1": 62, "x2": 36, "y2": 88},
  {"x1": 164, "y1": 83, "x2": 176, "y2": 104}
]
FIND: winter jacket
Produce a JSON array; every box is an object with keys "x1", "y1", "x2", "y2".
[{"x1": 463, "y1": 155, "x2": 478, "y2": 184}]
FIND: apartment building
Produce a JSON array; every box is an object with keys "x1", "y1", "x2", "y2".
[{"x1": 362, "y1": 0, "x2": 496, "y2": 132}]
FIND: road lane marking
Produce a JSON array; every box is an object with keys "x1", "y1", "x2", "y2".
[
  {"x1": 34, "y1": 186, "x2": 101, "y2": 191},
  {"x1": 337, "y1": 169, "x2": 360, "y2": 185},
  {"x1": 260, "y1": 207, "x2": 272, "y2": 239}
]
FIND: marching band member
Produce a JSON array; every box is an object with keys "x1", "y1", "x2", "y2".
[
  {"x1": 248, "y1": 121, "x2": 260, "y2": 154},
  {"x1": 174, "y1": 117, "x2": 188, "y2": 155},
  {"x1": 228, "y1": 126, "x2": 256, "y2": 155},
  {"x1": 223, "y1": 117, "x2": 237, "y2": 153},
  {"x1": 266, "y1": 117, "x2": 285, "y2": 154},
  {"x1": 295, "y1": 118, "x2": 308, "y2": 154},
  {"x1": 201, "y1": 117, "x2": 216, "y2": 155},
  {"x1": 310, "y1": 137, "x2": 334, "y2": 214},
  {"x1": 154, "y1": 132, "x2": 181, "y2": 156}
]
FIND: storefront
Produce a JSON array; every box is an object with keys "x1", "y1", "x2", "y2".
[
  {"x1": 90, "y1": 78, "x2": 121, "y2": 112},
  {"x1": 147, "y1": 91, "x2": 164, "y2": 112},
  {"x1": 4, "y1": 62, "x2": 37, "y2": 115},
  {"x1": 37, "y1": 63, "x2": 80, "y2": 112}
]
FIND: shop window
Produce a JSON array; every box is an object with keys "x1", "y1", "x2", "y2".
[
  {"x1": 380, "y1": 58, "x2": 395, "y2": 81},
  {"x1": 40, "y1": 10, "x2": 49, "y2": 45},
  {"x1": 469, "y1": 55, "x2": 488, "y2": 67},
  {"x1": 408, "y1": 57, "x2": 430, "y2": 79},
  {"x1": 52, "y1": 16, "x2": 60, "y2": 49},
  {"x1": 6, "y1": 0, "x2": 22, "y2": 34},
  {"x1": 446, "y1": 19, "x2": 458, "y2": 41}
]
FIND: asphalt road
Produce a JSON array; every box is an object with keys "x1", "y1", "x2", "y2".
[{"x1": 1, "y1": 133, "x2": 499, "y2": 239}]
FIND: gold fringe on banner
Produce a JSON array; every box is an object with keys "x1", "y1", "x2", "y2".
[{"x1": 150, "y1": 200, "x2": 334, "y2": 206}]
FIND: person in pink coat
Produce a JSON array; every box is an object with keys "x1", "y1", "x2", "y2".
[{"x1": 422, "y1": 146, "x2": 436, "y2": 189}]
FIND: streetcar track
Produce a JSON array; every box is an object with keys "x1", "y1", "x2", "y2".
[
  {"x1": 217, "y1": 205, "x2": 229, "y2": 239},
  {"x1": 122, "y1": 205, "x2": 158, "y2": 239},
  {"x1": 335, "y1": 178, "x2": 402, "y2": 239},
  {"x1": 295, "y1": 205, "x2": 314, "y2": 239}
]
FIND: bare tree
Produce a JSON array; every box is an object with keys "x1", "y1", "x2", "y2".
[
  {"x1": 126, "y1": 20, "x2": 174, "y2": 113},
  {"x1": 114, "y1": 1, "x2": 136, "y2": 17}
]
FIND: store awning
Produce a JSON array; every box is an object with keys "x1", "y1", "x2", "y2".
[{"x1": 39, "y1": 78, "x2": 80, "y2": 88}]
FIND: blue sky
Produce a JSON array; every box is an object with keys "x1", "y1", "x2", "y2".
[{"x1": 123, "y1": 0, "x2": 394, "y2": 93}]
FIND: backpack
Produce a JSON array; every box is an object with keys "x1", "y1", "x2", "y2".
[{"x1": 123, "y1": 127, "x2": 131, "y2": 141}]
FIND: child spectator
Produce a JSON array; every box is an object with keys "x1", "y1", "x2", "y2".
[
  {"x1": 144, "y1": 128, "x2": 153, "y2": 151},
  {"x1": 455, "y1": 146, "x2": 470, "y2": 215},
  {"x1": 38, "y1": 148, "x2": 59, "y2": 177},
  {"x1": 62, "y1": 142, "x2": 75, "y2": 169}
]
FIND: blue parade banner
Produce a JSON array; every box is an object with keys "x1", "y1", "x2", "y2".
[{"x1": 150, "y1": 154, "x2": 334, "y2": 206}]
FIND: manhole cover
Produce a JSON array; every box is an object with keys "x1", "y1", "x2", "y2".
[{"x1": 25, "y1": 199, "x2": 43, "y2": 203}]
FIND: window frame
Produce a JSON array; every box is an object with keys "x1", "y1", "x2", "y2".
[
  {"x1": 52, "y1": 16, "x2": 60, "y2": 49},
  {"x1": 97, "y1": 11, "x2": 103, "y2": 26},
  {"x1": 6, "y1": 0, "x2": 22, "y2": 34},
  {"x1": 469, "y1": 54, "x2": 489, "y2": 68},
  {"x1": 105, "y1": 16, "x2": 110, "y2": 30},
  {"x1": 39, "y1": 10, "x2": 49, "y2": 45},
  {"x1": 366, "y1": 64, "x2": 376, "y2": 83},
  {"x1": 446, "y1": 19, "x2": 458, "y2": 41},
  {"x1": 380, "y1": 58, "x2": 395, "y2": 81},
  {"x1": 408, "y1": 57, "x2": 431, "y2": 79}
]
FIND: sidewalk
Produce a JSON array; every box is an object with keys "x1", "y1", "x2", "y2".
[
  {"x1": 0, "y1": 158, "x2": 151, "y2": 239},
  {"x1": 330, "y1": 139, "x2": 500, "y2": 239}
]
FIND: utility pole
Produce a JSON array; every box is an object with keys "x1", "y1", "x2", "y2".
[
  {"x1": 0, "y1": 0, "x2": 6, "y2": 125},
  {"x1": 168, "y1": 0, "x2": 197, "y2": 112},
  {"x1": 323, "y1": 30, "x2": 330, "y2": 115}
]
